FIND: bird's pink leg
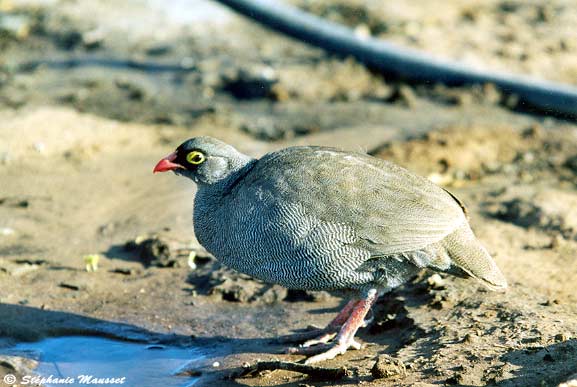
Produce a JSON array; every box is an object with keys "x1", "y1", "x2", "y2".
[
  {"x1": 298, "y1": 299, "x2": 361, "y2": 347},
  {"x1": 289, "y1": 289, "x2": 378, "y2": 364},
  {"x1": 278, "y1": 299, "x2": 360, "y2": 344},
  {"x1": 328, "y1": 299, "x2": 360, "y2": 327}
]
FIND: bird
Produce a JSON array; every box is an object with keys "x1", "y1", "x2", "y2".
[{"x1": 153, "y1": 136, "x2": 507, "y2": 364}]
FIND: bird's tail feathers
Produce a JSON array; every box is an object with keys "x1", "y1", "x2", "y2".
[{"x1": 442, "y1": 223, "x2": 508, "y2": 291}]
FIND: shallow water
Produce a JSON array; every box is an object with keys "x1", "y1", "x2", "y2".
[{"x1": 4, "y1": 336, "x2": 202, "y2": 387}]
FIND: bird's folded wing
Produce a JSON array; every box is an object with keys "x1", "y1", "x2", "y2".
[{"x1": 245, "y1": 147, "x2": 467, "y2": 256}]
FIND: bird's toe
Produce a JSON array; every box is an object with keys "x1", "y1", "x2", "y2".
[
  {"x1": 303, "y1": 342, "x2": 352, "y2": 364},
  {"x1": 287, "y1": 342, "x2": 330, "y2": 355},
  {"x1": 287, "y1": 337, "x2": 362, "y2": 363},
  {"x1": 302, "y1": 332, "x2": 337, "y2": 347}
]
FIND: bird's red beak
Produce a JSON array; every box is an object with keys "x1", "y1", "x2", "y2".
[{"x1": 153, "y1": 151, "x2": 183, "y2": 173}]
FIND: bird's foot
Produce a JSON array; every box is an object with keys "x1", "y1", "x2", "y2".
[
  {"x1": 277, "y1": 299, "x2": 360, "y2": 345},
  {"x1": 287, "y1": 337, "x2": 362, "y2": 364},
  {"x1": 287, "y1": 289, "x2": 378, "y2": 364}
]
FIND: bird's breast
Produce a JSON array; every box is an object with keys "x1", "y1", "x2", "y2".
[{"x1": 192, "y1": 190, "x2": 372, "y2": 290}]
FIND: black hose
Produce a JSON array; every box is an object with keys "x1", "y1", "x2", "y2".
[{"x1": 215, "y1": 0, "x2": 577, "y2": 118}]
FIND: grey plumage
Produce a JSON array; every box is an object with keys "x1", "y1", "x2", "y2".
[
  {"x1": 186, "y1": 139, "x2": 506, "y2": 293},
  {"x1": 155, "y1": 136, "x2": 507, "y2": 362}
]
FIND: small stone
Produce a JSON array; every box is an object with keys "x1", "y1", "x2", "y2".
[
  {"x1": 427, "y1": 273, "x2": 445, "y2": 289},
  {"x1": 82, "y1": 28, "x2": 105, "y2": 49},
  {"x1": 0, "y1": 227, "x2": 15, "y2": 236},
  {"x1": 33, "y1": 142, "x2": 46, "y2": 154},
  {"x1": 212, "y1": 361, "x2": 220, "y2": 368},
  {"x1": 371, "y1": 355, "x2": 407, "y2": 379},
  {"x1": 427, "y1": 173, "x2": 453, "y2": 186},
  {"x1": 187, "y1": 251, "x2": 197, "y2": 270},
  {"x1": 180, "y1": 57, "x2": 195, "y2": 70},
  {"x1": 354, "y1": 24, "x2": 371, "y2": 39}
]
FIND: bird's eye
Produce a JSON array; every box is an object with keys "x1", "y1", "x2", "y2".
[{"x1": 186, "y1": 151, "x2": 206, "y2": 165}]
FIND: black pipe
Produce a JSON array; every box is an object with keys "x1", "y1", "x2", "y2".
[{"x1": 215, "y1": 0, "x2": 577, "y2": 117}]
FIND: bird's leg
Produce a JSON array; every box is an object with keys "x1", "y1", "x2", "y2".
[
  {"x1": 328, "y1": 299, "x2": 360, "y2": 327},
  {"x1": 288, "y1": 289, "x2": 378, "y2": 364},
  {"x1": 278, "y1": 299, "x2": 360, "y2": 344},
  {"x1": 298, "y1": 299, "x2": 361, "y2": 347}
]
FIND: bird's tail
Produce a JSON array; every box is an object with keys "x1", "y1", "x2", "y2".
[{"x1": 441, "y1": 223, "x2": 508, "y2": 291}]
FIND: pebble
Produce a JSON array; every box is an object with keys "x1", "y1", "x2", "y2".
[
  {"x1": 0, "y1": 227, "x2": 15, "y2": 236},
  {"x1": 371, "y1": 354, "x2": 407, "y2": 379},
  {"x1": 187, "y1": 251, "x2": 197, "y2": 270},
  {"x1": 180, "y1": 57, "x2": 195, "y2": 70},
  {"x1": 82, "y1": 28, "x2": 105, "y2": 49},
  {"x1": 427, "y1": 173, "x2": 453, "y2": 186},
  {"x1": 427, "y1": 273, "x2": 445, "y2": 289},
  {"x1": 354, "y1": 24, "x2": 371, "y2": 39},
  {"x1": 33, "y1": 142, "x2": 46, "y2": 154}
]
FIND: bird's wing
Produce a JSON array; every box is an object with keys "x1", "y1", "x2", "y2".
[{"x1": 241, "y1": 146, "x2": 467, "y2": 256}]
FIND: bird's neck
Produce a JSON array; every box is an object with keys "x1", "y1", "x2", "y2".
[
  {"x1": 193, "y1": 157, "x2": 256, "y2": 255},
  {"x1": 200, "y1": 156, "x2": 257, "y2": 196}
]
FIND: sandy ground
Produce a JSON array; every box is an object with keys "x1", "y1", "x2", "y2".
[{"x1": 1, "y1": 0, "x2": 577, "y2": 386}]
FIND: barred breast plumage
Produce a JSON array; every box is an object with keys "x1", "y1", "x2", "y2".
[{"x1": 154, "y1": 136, "x2": 507, "y2": 364}]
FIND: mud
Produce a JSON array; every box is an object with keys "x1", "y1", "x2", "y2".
[{"x1": 1, "y1": 0, "x2": 576, "y2": 386}]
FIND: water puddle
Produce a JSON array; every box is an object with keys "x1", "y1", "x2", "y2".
[{"x1": 3, "y1": 336, "x2": 202, "y2": 387}]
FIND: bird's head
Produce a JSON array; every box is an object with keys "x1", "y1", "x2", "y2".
[{"x1": 153, "y1": 136, "x2": 252, "y2": 185}]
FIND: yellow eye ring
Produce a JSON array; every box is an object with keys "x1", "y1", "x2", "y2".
[{"x1": 186, "y1": 151, "x2": 206, "y2": 165}]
